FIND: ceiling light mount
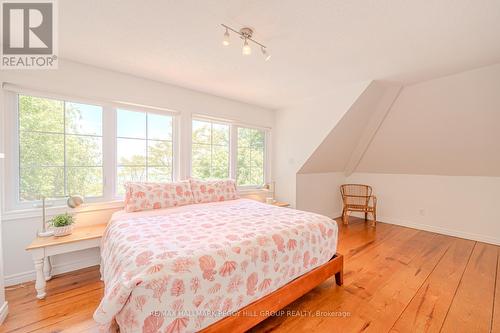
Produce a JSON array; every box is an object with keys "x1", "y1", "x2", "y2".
[
  {"x1": 221, "y1": 24, "x2": 270, "y2": 60},
  {"x1": 239, "y1": 27, "x2": 254, "y2": 39}
]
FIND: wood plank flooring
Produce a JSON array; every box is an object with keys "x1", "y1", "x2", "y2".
[{"x1": 1, "y1": 217, "x2": 499, "y2": 333}]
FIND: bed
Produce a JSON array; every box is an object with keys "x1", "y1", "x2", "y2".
[{"x1": 94, "y1": 198, "x2": 342, "y2": 333}]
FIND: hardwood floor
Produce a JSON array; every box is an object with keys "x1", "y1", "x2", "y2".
[{"x1": 2, "y1": 217, "x2": 499, "y2": 333}]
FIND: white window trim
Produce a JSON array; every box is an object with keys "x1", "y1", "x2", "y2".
[
  {"x1": 102, "y1": 104, "x2": 116, "y2": 201},
  {"x1": 113, "y1": 106, "x2": 179, "y2": 200},
  {"x1": 190, "y1": 117, "x2": 232, "y2": 180},
  {"x1": 6, "y1": 90, "x2": 111, "y2": 210},
  {"x1": 230, "y1": 125, "x2": 237, "y2": 180},
  {"x1": 234, "y1": 124, "x2": 271, "y2": 190},
  {"x1": 190, "y1": 115, "x2": 271, "y2": 189}
]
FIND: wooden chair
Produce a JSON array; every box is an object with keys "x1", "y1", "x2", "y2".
[{"x1": 340, "y1": 184, "x2": 377, "y2": 226}]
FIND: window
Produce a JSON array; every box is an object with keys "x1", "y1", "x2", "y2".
[
  {"x1": 7, "y1": 88, "x2": 270, "y2": 210},
  {"x1": 18, "y1": 94, "x2": 103, "y2": 201},
  {"x1": 116, "y1": 109, "x2": 173, "y2": 195},
  {"x1": 191, "y1": 119, "x2": 230, "y2": 179},
  {"x1": 237, "y1": 127, "x2": 265, "y2": 186},
  {"x1": 190, "y1": 119, "x2": 267, "y2": 187}
]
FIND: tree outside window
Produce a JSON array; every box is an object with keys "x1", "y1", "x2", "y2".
[
  {"x1": 18, "y1": 95, "x2": 103, "y2": 200},
  {"x1": 191, "y1": 120, "x2": 229, "y2": 179},
  {"x1": 237, "y1": 127, "x2": 265, "y2": 186}
]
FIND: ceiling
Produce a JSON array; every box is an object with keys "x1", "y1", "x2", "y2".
[{"x1": 59, "y1": 0, "x2": 500, "y2": 109}]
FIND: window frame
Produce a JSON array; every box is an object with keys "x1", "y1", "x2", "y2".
[
  {"x1": 190, "y1": 115, "x2": 271, "y2": 190},
  {"x1": 17, "y1": 94, "x2": 106, "y2": 202},
  {"x1": 190, "y1": 118, "x2": 231, "y2": 180},
  {"x1": 234, "y1": 125, "x2": 268, "y2": 189},
  {"x1": 6, "y1": 90, "x2": 111, "y2": 210},
  {"x1": 3, "y1": 89, "x2": 180, "y2": 210},
  {"x1": 113, "y1": 106, "x2": 179, "y2": 198}
]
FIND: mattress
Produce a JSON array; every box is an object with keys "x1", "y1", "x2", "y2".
[{"x1": 94, "y1": 199, "x2": 338, "y2": 332}]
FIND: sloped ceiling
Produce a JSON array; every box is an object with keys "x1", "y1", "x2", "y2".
[
  {"x1": 299, "y1": 63, "x2": 500, "y2": 177},
  {"x1": 298, "y1": 81, "x2": 402, "y2": 174},
  {"x1": 356, "y1": 64, "x2": 500, "y2": 176},
  {"x1": 55, "y1": 0, "x2": 500, "y2": 109}
]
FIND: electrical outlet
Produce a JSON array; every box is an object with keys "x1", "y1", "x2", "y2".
[{"x1": 419, "y1": 209, "x2": 425, "y2": 216}]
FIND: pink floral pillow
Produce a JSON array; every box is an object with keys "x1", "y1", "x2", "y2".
[
  {"x1": 189, "y1": 179, "x2": 239, "y2": 203},
  {"x1": 124, "y1": 181, "x2": 194, "y2": 213}
]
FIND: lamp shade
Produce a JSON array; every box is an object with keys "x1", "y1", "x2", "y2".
[
  {"x1": 242, "y1": 39, "x2": 251, "y2": 55},
  {"x1": 67, "y1": 195, "x2": 84, "y2": 208},
  {"x1": 222, "y1": 29, "x2": 230, "y2": 46}
]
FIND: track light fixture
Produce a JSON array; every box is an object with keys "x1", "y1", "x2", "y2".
[{"x1": 221, "y1": 24, "x2": 271, "y2": 60}]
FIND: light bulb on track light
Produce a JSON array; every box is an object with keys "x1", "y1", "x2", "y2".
[
  {"x1": 242, "y1": 38, "x2": 251, "y2": 55},
  {"x1": 261, "y1": 46, "x2": 271, "y2": 61},
  {"x1": 222, "y1": 28, "x2": 230, "y2": 46}
]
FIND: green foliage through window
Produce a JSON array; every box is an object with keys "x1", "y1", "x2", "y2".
[
  {"x1": 237, "y1": 127, "x2": 265, "y2": 186},
  {"x1": 191, "y1": 120, "x2": 229, "y2": 179},
  {"x1": 17, "y1": 95, "x2": 266, "y2": 202},
  {"x1": 18, "y1": 95, "x2": 103, "y2": 201},
  {"x1": 190, "y1": 120, "x2": 266, "y2": 186}
]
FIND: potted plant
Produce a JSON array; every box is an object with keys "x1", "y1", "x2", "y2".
[{"x1": 49, "y1": 213, "x2": 75, "y2": 237}]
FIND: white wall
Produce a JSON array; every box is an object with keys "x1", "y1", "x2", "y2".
[
  {"x1": 272, "y1": 81, "x2": 370, "y2": 206},
  {"x1": 349, "y1": 64, "x2": 500, "y2": 244},
  {"x1": 0, "y1": 60, "x2": 274, "y2": 285},
  {"x1": 293, "y1": 64, "x2": 500, "y2": 245},
  {"x1": 0, "y1": 154, "x2": 7, "y2": 322},
  {"x1": 347, "y1": 173, "x2": 500, "y2": 244},
  {"x1": 0, "y1": 61, "x2": 274, "y2": 128},
  {"x1": 296, "y1": 172, "x2": 345, "y2": 218},
  {"x1": 298, "y1": 81, "x2": 402, "y2": 174},
  {"x1": 356, "y1": 64, "x2": 500, "y2": 176},
  {"x1": 294, "y1": 81, "x2": 401, "y2": 216}
]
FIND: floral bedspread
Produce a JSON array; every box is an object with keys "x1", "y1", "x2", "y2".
[{"x1": 94, "y1": 199, "x2": 338, "y2": 333}]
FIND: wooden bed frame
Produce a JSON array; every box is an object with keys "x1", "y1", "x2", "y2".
[
  {"x1": 110, "y1": 253, "x2": 343, "y2": 333},
  {"x1": 200, "y1": 253, "x2": 344, "y2": 333}
]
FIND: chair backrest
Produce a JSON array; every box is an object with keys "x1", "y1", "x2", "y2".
[{"x1": 340, "y1": 184, "x2": 372, "y2": 206}]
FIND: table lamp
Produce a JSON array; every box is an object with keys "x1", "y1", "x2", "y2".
[
  {"x1": 263, "y1": 181, "x2": 276, "y2": 204},
  {"x1": 37, "y1": 195, "x2": 84, "y2": 237}
]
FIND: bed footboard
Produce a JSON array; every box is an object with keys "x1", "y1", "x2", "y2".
[{"x1": 201, "y1": 253, "x2": 344, "y2": 333}]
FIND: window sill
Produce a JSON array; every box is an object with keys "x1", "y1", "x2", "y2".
[
  {"x1": 238, "y1": 188, "x2": 268, "y2": 195},
  {"x1": 2, "y1": 200, "x2": 124, "y2": 222}
]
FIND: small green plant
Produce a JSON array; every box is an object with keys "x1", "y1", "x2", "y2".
[{"x1": 50, "y1": 213, "x2": 75, "y2": 227}]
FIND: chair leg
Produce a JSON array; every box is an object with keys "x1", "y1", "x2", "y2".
[
  {"x1": 372, "y1": 210, "x2": 377, "y2": 227},
  {"x1": 364, "y1": 212, "x2": 368, "y2": 221},
  {"x1": 343, "y1": 210, "x2": 349, "y2": 225}
]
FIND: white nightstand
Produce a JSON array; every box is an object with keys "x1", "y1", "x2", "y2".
[
  {"x1": 272, "y1": 201, "x2": 290, "y2": 208},
  {"x1": 26, "y1": 224, "x2": 106, "y2": 299}
]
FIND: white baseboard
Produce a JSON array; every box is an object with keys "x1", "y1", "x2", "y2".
[
  {"x1": 378, "y1": 215, "x2": 500, "y2": 246},
  {"x1": 331, "y1": 211, "x2": 370, "y2": 220},
  {"x1": 4, "y1": 255, "x2": 100, "y2": 286},
  {"x1": 330, "y1": 211, "x2": 500, "y2": 245},
  {"x1": 331, "y1": 211, "x2": 342, "y2": 219},
  {"x1": 0, "y1": 301, "x2": 8, "y2": 324}
]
